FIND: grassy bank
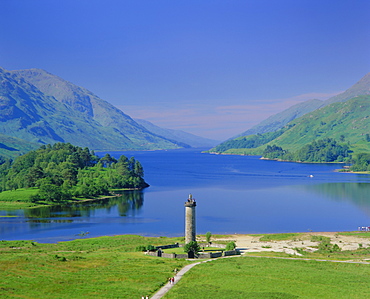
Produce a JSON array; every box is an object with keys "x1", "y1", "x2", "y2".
[{"x1": 0, "y1": 188, "x2": 39, "y2": 209}]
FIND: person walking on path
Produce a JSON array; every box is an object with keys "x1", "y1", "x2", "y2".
[{"x1": 151, "y1": 260, "x2": 211, "y2": 299}]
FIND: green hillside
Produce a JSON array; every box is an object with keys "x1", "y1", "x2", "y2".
[
  {"x1": 0, "y1": 67, "x2": 186, "y2": 153},
  {"x1": 230, "y1": 72, "x2": 370, "y2": 139},
  {"x1": 210, "y1": 95, "x2": 370, "y2": 158},
  {"x1": 265, "y1": 95, "x2": 370, "y2": 151},
  {"x1": 235, "y1": 99, "x2": 323, "y2": 137}
]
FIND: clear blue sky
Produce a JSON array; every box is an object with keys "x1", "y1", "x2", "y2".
[{"x1": 1, "y1": 0, "x2": 369, "y2": 140}]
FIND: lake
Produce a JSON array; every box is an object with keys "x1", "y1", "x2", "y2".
[{"x1": 2, "y1": 148, "x2": 370, "y2": 243}]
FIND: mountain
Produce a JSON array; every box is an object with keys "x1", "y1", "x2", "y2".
[
  {"x1": 262, "y1": 95, "x2": 370, "y2": 152},
  {"x1": 135, "y1": 118, "x2": 219, "y2": 148},
  {"x1": 0, "y1": 67, "x2": 186, "y2": 157},
  {"x1": 210, "y1": 95, "x2": 370, "y2": 156},
  {"x1": 235, "y1": 99, "x2": 323, "y2": 138},
  {"x1": 323, "y1": 72, "x2": 370, "y2": 105},
  {"x1": 231, "y1": 72, "x2": 370, "y2": 140},
  {"x1": 0, "y1": 133, "x2": 39, "y2": 160},
  {"x1": 210, "y1": 72, "x2": 370, "y2": 156}
]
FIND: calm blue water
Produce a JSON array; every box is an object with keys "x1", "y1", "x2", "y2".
[{"x1": 2, "y1": 148, "x2": 370, "y2": 243}]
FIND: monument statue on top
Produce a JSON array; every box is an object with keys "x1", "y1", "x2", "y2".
[{"x1": 184, "y1": 194, "x2": 196, "y2": 244}]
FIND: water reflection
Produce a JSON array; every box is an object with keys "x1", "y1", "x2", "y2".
[
  {"x1": 27, "y1": 219, "x2": 74, "y2": 223},
  {"x1": 24, "y1": 191, "x2": 144, "y2": 219},
  {"x1": 307, "y1": 183, "x2": 370, "y2": 216}
]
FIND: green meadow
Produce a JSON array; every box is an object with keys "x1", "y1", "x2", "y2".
[
  {"x1": 0, "y1": 235, "x2": 190, "y2": 298},
  {"x1": 164, "y1": 256, "x2": 370, "y2": 298},
  {"x1": 1, "y1": 233, "x2": 370, "y2": 298}
]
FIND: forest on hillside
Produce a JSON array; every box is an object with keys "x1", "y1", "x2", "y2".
[
  {"x1": 0, "y1": 143, "x2": 148, "y2": 203},
  {"x1": 210, "y1": 130, "x2": 286, "y2": 153},
  {"x1": 262, "y1": 138, "x2": 351, "y2": 163}
]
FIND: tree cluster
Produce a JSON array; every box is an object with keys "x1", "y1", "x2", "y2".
[
  {"x1": 350, "y1": 153, "x2": 370, "y2": 172},
  {"x1": 0, "y1": 143, "x2": 148, "y2": 203},
  {"x1": 263, "y1": 138, "x2": 351, "y2": 163},
  {"x1": 212, "y1": 130, "x2": 285, "y2": 153}
]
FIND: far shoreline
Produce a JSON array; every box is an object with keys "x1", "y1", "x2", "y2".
[{"x1": 2, "y1": 230, "x2": 369, "y2": 245}]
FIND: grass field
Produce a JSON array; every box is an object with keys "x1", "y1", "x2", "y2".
[
  {"x1": 1, "y1": 234, "x2": 370, "y2": 298},
  {"x1": 339, "y1": 231, "x2": 370, "y2": 238},
  {"x1": 0, "y1": 235, "x2": 191, "y2": 298},
  {"x1": 164, "y1": 256, "x2": 370, "y2": 298}
]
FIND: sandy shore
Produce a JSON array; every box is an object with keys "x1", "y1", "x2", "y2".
[{"x1": 213, "y1": 232, "x2": 370, "y2": 256}]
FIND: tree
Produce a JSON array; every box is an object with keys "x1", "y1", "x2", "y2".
[
  {"x1": 184, "y1": 241, "x2": 200, "y2": 254},
  {"x1": 26, "y1": 166, "x2": 44, "y2": 187},
  {"x1": 37, "y1": 179, "x2": 72, "y2": 202},
  {"x1": 225, "y1": 241, "x2": 236, "y2": 251},
  {"x1": 100, "y1": 153, "x2": 117, "y2": 167},
  {"x1": 205, "y1": 231, "x2": 212, "y2": 244},
  {"x1": 0, "y1": 143, "x2": 148, "y2": 198},
  {"x1": 134, "y1": 161, "x2": 144, "y2": 177}
]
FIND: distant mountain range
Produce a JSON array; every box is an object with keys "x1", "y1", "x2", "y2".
[
  {"x1": 0, "y1": 67, "x2": 216, "y2": 159},
  {"x1": 210, "y1": 72, "x2": 370, "y2": 156},
  {"x1": 134, "y1": 118, "x2": 218, "y2": 148}
]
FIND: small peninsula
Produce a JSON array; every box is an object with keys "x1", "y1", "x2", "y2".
[{"x1": 0, "y1": 143, "x2": 148, "y2": 209}]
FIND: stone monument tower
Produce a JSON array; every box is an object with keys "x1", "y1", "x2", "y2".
[{"x1": 184, "y1": 194, "x2": 196, "y2": 244}]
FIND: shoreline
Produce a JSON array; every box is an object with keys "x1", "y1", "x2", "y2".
[
  {"x1": 208, "y1": 152, "x2": 369, "y2": 173},
  {"x1": 3, "y1": 231, "x2": 370, "y2": 249},
  {"x1": 0, "y1": 187, "x2": 147, "y2": 211}
]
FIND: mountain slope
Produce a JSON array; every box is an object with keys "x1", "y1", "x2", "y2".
[
  {"x1": 235, "y1": 99, "x2": 323, "y2": 138},
  {"x1": 323, "y1": 72, "x2": 370, "y2": 106},
  {"x1": 0, "y1": 67, "x2": 184, "y2": 152},
  {"x1": 212, "y1": 72, "x2": 370, "y2": 154},
  {"x1": 13, "y1": 69, "x2": 153, "y2": 140},
  {"x1": 0, "y1": 133, "x2": 39, "y2": 159},
  {"x1": 135, "y1": 118, "x2": 219, "y2": 148},
  {"x1": 211, "y1": 95, "x2": 370, "y2": 156},
  {"x1": 230, "y1": 72, "x2": 370, "y2": 140},
  {"x1": 265, "y1": 95, "x2": 370, "y2": 151}
]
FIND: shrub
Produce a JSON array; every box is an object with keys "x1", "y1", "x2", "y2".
[
  {"x1": 184, "y1": 241, "x2": 200, "y2": 254},
  {"x1": 332, "y1": 244, "x2": 341, "y2": 252},
  {"x1": 294, "y1": 247, "x2": 306, "y2": 255},
  {"x1": 146, "y1": 245, "x2": 156, "y2": 251},
  {"x1": 261, "y1": 245, "x2": 272, "y2": 249},
  {"x1": 225, "y1": 241, "x2": 236, "y2": 251},
  {"x1": 311, "y1": 235, "x2": 331, "y2": 243},
  {"x1": 314, "y1": 237, "x2": 341, "y2": 253},
  {"x1": 135, "y1": 245, "x2": 147, "y2": 252}
]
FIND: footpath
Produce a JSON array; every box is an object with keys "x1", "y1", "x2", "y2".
[
  {"x1": 150, "y1": 255, "x2": 240, "y2": 299},
  {"x1": 150, "y1": 258, "x2": 214, "y2": 299}
]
